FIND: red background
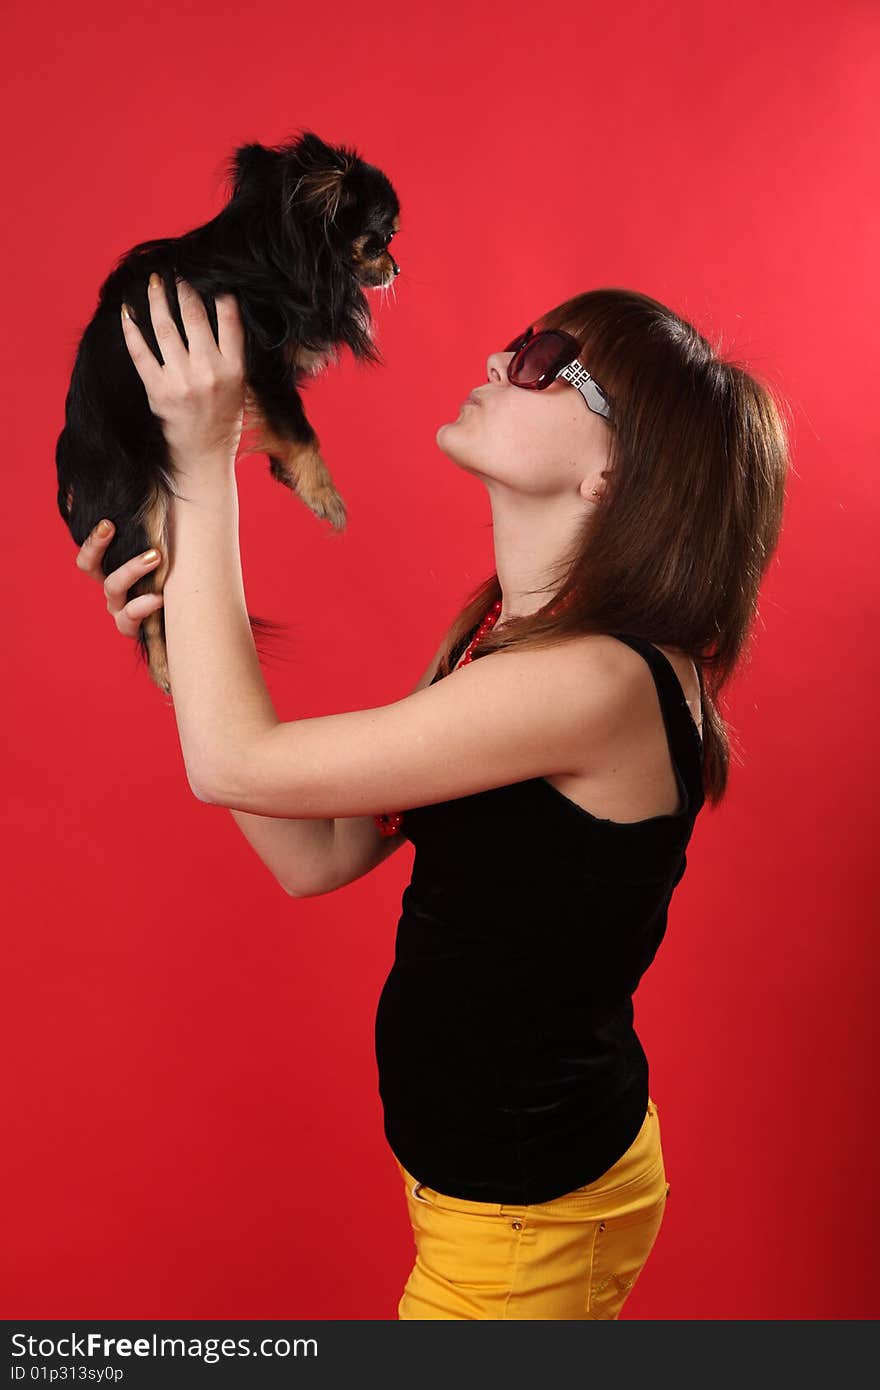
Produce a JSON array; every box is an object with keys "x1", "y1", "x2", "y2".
[{"x1": 3, "y1": 0, "x2": 877, "y2": 1320}]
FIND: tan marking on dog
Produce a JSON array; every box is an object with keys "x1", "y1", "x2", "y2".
[
  {"x1": 131, "y1": 488, "x2": 173, "y2": 696},
  {"x1": 238, "y1": 412, "x2": 347, "y2": 533},
  {"x1": 284, "y1": 341, "x2": 338, "y2": 376}
]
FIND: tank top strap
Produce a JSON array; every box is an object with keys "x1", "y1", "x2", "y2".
[{"x1": 607, "y1": 632, "x2": 705, "y2": 814}]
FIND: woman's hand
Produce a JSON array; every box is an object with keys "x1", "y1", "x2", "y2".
[
  {"x1": 75, "y1": 519, "x2": 164, "y2": 639},
  {"x1": 120, "y1": 275, "x2": 246, "y2": 476}
]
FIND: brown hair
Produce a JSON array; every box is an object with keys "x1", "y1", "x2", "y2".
[{"x1": 432, "y1": 287, "x2": 792, "y2": 806}]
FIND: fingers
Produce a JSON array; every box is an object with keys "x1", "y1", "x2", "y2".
[
  {"x1": 75, "y1": 519, "x2": 164, "y2": 639},
  {"x1": 175, "y1": 276, "x2": 222, "y2": 360},
  {"x1": 111, "y1": 590, "x2": 165, "y2": 641},
  {"x1": 176, "y1": 278, "x2": 245, "y2": 376},
  {"x1": 120, "y1": 293, "x2": 165, "y2": 396},
  {"x1": 216, "y1": 290, "x2": 245, "y2": 366},
  {"x1": 122, "y1": 275, "x2": 241, "y2": 398},
  {"x1": 75, "y1": 519, "x2": 118, "y2": 581},
  {"x1": 143, "y1": 272, "x2": 189, "y2": 371}
]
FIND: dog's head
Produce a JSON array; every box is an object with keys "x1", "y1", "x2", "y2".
[{"x1": 228, "y1": 131, "x2": 401, "y2": 288}]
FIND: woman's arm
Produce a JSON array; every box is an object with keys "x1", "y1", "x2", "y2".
[
  {"x1": 119, "y1": 277, "x2": 280, "y2": 797},
  {"x1": 227, "y1": 639, "x2": 446, "y2": 898},
  {"x1": 163, "y1": 464, "x2": 278, "y2": 799},
  {"x1": 204, "y1": 635, "x2": 630, "y2": 818},
  {"x1": 227, "y1": 810, "x2": 334, "y2": 899}
]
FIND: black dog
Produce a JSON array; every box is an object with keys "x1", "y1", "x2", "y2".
[{"x1": 57, "y1": 129, "x2": 401, "y2": 695}]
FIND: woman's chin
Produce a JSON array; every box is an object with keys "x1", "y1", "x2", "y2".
[
  {"x1": 435, "y1": 435, "x2": 483, "y2": 478},
  {"x1": 436, "y1": 411, "x2": 471, "y2": 443}
]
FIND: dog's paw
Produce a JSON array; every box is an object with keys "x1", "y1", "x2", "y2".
[{"x1": 309, "y1": 487, "x2": 347, "y2": 531}]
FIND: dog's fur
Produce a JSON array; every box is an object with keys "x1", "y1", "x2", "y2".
[{"x1": 57, "y1": 129, "x2": 401, "y2": 694}]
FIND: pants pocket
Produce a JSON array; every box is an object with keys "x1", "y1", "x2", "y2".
[
  {"x1": 395, "y1": 1160, "x2": 522, "y2": 1319},
  {"x1": 586, "y1": 1180, "x2": 669, "y2": 1319}
]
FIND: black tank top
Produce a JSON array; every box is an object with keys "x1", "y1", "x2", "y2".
[{"x1": 374, "y1": 628, "x2": 705, "y2": 1204}]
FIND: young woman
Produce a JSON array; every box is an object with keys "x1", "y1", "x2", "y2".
[{"x1": 75, "y1": 283, "x2": 789, "y2": 1319}]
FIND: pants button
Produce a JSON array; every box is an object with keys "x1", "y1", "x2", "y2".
[
  {"x1": 598, "y1": 1221, "x2": 606, "y2": 1231},
  {"x1": 511, "y1": 1220, "x2": 522, "y2": 1230}
]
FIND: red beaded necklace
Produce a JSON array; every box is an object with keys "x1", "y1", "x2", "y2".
[{"x1": 374, "y1": 599, "x2": 504, "y2": 837}]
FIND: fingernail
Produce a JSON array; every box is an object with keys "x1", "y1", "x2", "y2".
[
  {"x1": 142, "y1": 549, "x2": 160, "y2": 563},
  {"x1": 96, "y1": 520, "x2": 113, "y2": 537},
  {"x1": 149, "y1": 273, "x2": 161, "y2": 290}
]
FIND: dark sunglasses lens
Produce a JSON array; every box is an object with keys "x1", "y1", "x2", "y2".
[{"x1": 510, "y1": 331, "x2": 573, "y2": 386}]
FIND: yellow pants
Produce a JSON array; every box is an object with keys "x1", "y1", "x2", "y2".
[{"x1": 395, "y1": 1097, "x2": 669, "y2": 1319}]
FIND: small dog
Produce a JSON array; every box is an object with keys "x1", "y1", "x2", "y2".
[{"x1": 57, "y1": 129, "x2": 401, "y2": 694}]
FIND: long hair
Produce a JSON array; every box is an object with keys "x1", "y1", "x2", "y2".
[{"x1": 432, "y1": 287, "x2": 792, "y2": 806}]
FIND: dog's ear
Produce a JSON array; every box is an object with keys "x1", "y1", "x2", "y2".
[
  {"x1": 282, "y1": 132, "x2": 359, "y2": 228},
  {"x1": 225, "y1": 143, "x2": 279, "y2": 202},
  {"x1": 287, "y1": 165, "x2": 348, "y2": 224}
]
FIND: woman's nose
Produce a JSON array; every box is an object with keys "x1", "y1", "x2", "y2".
[{"x1": 485, "y1": 351, "x2": 512, "y2": 383}]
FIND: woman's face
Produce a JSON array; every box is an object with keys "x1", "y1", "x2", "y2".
[{"x1": 435, "y1": 323, "x2": 612, "y2": 499}]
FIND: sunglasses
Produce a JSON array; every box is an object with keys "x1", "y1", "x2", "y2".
[{"x1": 504, "y1": 325, "x2": 612, "y2": 420}]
